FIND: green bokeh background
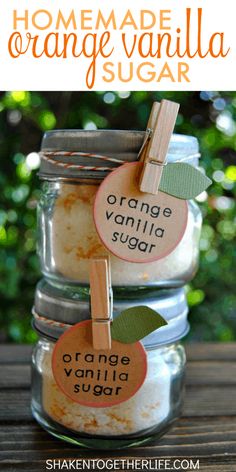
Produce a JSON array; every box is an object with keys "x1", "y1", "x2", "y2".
[{"x1": 0, "y1": 91, "x2": 235, "y2": 344}]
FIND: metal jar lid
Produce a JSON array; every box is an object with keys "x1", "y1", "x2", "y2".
[
  {"x1": 33, "y1": 279, "x2": 189, "y2": 349},
  {"x1": 39, "y1": 129, "x2": 200, "y2": 180}
]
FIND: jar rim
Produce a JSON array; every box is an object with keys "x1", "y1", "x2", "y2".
[
  {"x1": 41, "y1": 129, "x2": 198, "y2": 148},
  {"x1": 33, "y1": 280, "x2": 189, "y2": 349},
  {"x1": 32, "y1": 319, "x2": 190, "y2": 349}
]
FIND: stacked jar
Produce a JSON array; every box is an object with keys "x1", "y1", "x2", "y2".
[{"x1": 31, "y1": 129, "x2": 203, "y2": 449}]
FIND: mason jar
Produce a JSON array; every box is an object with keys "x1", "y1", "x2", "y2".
[
  {"x1": 38, "y1": 130, "x2": 202, "y2": 296},
  {"x1": 31, "y1": 279, "x2": 188, "y2": 449}
]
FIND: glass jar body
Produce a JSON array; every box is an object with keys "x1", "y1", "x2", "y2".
[
  {"x1": 31, "y1": 337, "x2": 186, "y2": 449},
  {"x1": 37, "y1": 180, "x2": 202, "y2": 295}
]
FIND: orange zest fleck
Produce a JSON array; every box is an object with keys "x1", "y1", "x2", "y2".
[{"x1": 76, "y1": 242, "x2": 104, "y2": 259}]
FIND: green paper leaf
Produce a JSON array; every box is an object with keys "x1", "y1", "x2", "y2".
[
  {"x1": 111, "y1": 306, "x2": 167, "y2": 344},
  {"x1": 159, "y1": 162, "x2": 212, "y2": 199}
]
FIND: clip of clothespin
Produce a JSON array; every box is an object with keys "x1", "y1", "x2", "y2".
[
  {"x1": 139, "y1": 100, "x2": 180, "y2": 195},
  {"x1": 89, "y1": 257, "x2": 112, "y2": 350}
]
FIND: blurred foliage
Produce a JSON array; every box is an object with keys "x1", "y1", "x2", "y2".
[{"x1": 0, "y1": 91, "x2": 235, "y2": 343}]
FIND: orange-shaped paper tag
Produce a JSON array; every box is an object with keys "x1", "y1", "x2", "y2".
[
  {"x1": 94, "y1": 162, "x2": 188, "y2": 263},
  {"x1": 52, "y1": 320, "x2": 147, "y2": 408}
]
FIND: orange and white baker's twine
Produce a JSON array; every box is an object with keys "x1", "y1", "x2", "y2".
[
  {"x1": 39, "y1": 151, "x2": 125, "y2": 172},
  {"x1": 33, "y1": 309, "x2": 71, "y2": 329}
]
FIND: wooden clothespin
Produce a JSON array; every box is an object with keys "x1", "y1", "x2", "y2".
[
  {"x1": 89, "y1": 257, "x2": 112, "y2": 350},
  {"x1": 139, "y1": 100, "x2": 180, "y2": 195}
]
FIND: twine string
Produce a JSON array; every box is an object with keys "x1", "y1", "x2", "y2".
[
  {"x1": 39, "y1": 129, "x2": 153, "y2": 172},
  {"x1": 32, "y1": 309, "x2": 71, "y2": 329},
  {"x1": 39, "y1": 151, "x2": 124, "y2": 172}
]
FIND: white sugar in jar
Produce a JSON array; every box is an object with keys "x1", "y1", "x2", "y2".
[
  {"x1": 41, "y1": 343, "x2": 171, "y2": 436},
  {"x1": 37, "y1": 130, "x2": 202, "y2": 295},
  {"x1": 31, "y1": 280, "x2": 188, "y2": 449}
]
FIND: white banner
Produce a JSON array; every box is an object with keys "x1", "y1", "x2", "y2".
[{"x1": 0, "y1": 0, "x2": 235, "y2": 90}]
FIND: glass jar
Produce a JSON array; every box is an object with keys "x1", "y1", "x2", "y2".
[
  {"x1": 38, "y1": 130, "x2": 202, "y2": 295},
  {"x1": 31, "y1": 280, "x2": 188, "y2": 449}
]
